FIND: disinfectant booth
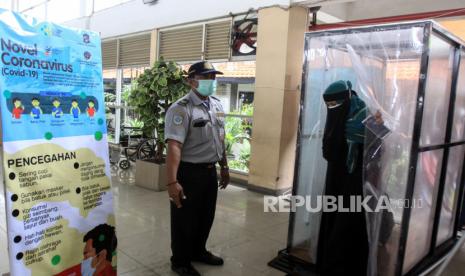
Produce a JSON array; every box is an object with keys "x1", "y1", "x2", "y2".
[{"x1": 270, "y1": 21, "x2": 465, "y2": 276}]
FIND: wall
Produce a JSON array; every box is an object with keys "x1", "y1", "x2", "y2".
[{"x1": 64, "y1": 0, "x2": 289, "y2": 38}]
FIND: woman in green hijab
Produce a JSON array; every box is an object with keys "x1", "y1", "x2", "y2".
[{"x1": 317, "y1": 80, "x2": 372, "y2": 275}]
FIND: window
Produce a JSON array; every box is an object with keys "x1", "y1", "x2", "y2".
[
  {"x1": 103, "y1": 69, "x2": 118, "y2": 143},
  {"x1": 159, "y1": 20, "x2": 231, "y2": 62},
  {"x1": 121, "y1": 67, "x2": 147, "y2": 137},
  {"x1": 104, "y1": 67, "x2": 148, "y2": 144},
  {"x1": 215, "y1": 71, "x2": 255, "y2": 173}
]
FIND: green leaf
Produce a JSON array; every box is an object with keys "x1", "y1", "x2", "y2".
[
  {"x1": 124, "y1": 59, "x2": 189, "y2": 159},
  {"x1": 158, "y1": 77, "x2": 168, "y2": 87}
]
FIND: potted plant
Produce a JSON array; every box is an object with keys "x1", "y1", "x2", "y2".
[{"x1": 128, "y1": 59, "x2": 189, "y2": 191}]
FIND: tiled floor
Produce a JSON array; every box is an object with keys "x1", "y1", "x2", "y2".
[
  {"x1": 1, "y1": 166, "x2": 465, "y2": 276},
  {"x1": 0, "y1": 167, "x2": 288, "y2": 276},
  {"x1": 436, "y1": 234, "x2": 465, "y2": 276}
]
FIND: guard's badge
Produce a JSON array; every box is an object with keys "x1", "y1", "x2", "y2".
[{"x1": 173, "y1": 115, "x2": 183, "y2": 125}]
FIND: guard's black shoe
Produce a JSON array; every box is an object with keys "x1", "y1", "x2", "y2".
[
  {"x1": 171, "y1": 264, "x2": 201, "y2": 276},
  {"x1": 193, "y1": 251, "x2": 224, "y2": 266}
]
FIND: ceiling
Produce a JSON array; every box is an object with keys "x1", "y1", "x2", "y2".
[{"x1": 293, "y1": 0, "x2": 465, "y2": 24}]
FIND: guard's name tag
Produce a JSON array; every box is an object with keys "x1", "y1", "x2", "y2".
[
  {"x1": 216, "y1": 112, "x2": 225, "y2": 118},
  {"x1": 173, "y1": 115, "x2": 183, "y2": 125}
]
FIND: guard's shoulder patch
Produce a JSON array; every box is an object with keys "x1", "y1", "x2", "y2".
[
  {"x1": 173, "y1": 114, "x2": 184, "y2": 125},
  {"x1": 177, "y1": 99, "x2": 189, "y2": 106}
]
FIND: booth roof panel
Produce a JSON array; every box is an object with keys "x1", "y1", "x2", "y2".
[
  {"x1": 431, "y1": 20, "x2": 465, "y2": 47},
  {"x1": 308, "y1": 26, "x2": 426, "y2": 61},
  {"x1": 307, "y1": 20, "x2": 465, "y2": 49}
]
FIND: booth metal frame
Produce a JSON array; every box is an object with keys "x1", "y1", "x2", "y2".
[{"x1": 269, "y1": 21, "x2": 465, "y2": 276}]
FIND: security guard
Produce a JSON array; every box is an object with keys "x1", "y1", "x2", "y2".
[{"x1": 165, "y1": 61, "x2": 230, "y2": 276}]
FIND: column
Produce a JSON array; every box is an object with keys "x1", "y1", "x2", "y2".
[
  {"x1": 248, "y1": 6, "x2": 308, "y2": 194},
  {"x1": 149, "y1": 29, "x2": 158, "y2": 65}
]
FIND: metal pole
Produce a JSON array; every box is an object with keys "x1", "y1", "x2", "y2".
[{"x1": 115, "y1": 69, "x2": 122, "y2": 145}]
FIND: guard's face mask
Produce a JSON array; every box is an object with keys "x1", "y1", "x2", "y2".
[{"x1": 196, "y1": 79, "x2": 217, "y2": 96}]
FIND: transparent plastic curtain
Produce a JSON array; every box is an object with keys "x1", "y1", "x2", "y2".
[
  {"x1": 291, "y1": 25, "x2": 426, "y2": 276},
  {"x1": 353, "y1": 27, "x2": 425, "y2": 276},
  {"x1": 290, "y1": 35, "x2": 362, "y2": 263}
]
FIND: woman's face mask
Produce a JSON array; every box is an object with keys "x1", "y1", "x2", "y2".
[
  {"x1": 325, "y1": 100, "x2": 344, "y2": 109},
  {"x1": 327, "y1": 103, "x2": 343, "y2": 109},
  {"x1": 196, "y1": 79, "x2": 217, "y2": 96}
]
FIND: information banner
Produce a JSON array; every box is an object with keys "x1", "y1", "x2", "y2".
[{"x1": 0, "y1": 9, "x2": 117, "y2": 276}]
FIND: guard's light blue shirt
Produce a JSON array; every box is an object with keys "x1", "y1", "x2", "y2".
[{"x1": 165, "y1": 91, "x2": 226, "y2": 163}]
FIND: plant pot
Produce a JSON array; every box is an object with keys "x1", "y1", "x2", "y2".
[{"x1": 135, "y1": 159, "x2": 167, "y2": 191}]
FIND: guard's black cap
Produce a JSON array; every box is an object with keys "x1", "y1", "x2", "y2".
[{"x1": 187, "y1": 61, "x2": 223, "y2": 78}]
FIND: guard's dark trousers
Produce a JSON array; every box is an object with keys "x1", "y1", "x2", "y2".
[{"x1": 171, "y1": 161, "x2": 218, "y2": 266}]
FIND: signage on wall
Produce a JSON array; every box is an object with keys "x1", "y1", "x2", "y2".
[
  {"x1": 0, "y1": 8, "x2": 118, "y2": 276},
  {"x1": 231, "y1": 12, "x2": 258, "y2": 58}
]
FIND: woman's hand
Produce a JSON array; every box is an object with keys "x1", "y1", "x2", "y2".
[{"x1": 375, "y1": 111, "x2": 384, "y2": 125}]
